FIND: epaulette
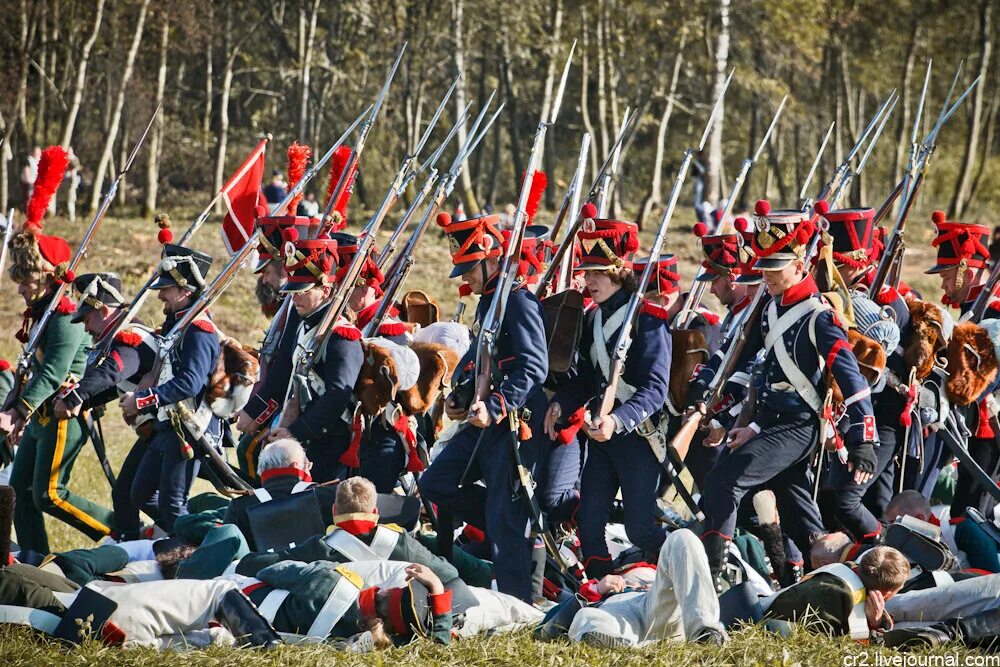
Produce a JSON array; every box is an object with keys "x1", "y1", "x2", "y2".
[
  {"x1": 640, "y1": 300, "x2": 669, "y2": 320},
  {"x1": 377, "y1": 321, "x2": 410, "y2": 337},
  {"x1": 191, "y1": 319, "x2": 216, "y2": 334},
  {"x1": 875, "y1": 286, "x2": 900, "y2": 305},
  {"x1": 55, "y1": 296, "x2": 75, "y2": 315},
  {"x1": 114, "y1": 330, "x2": 143, "y2": 347},
  {"x1": 380, "y1": 523, "x2": 405, "y2": 533},
  {"x1": 332, "y1": 323, "x2": 362, "y2": 340},
  {"x1": 696, "y1": 307, "x2": 721, "y2": 325}
]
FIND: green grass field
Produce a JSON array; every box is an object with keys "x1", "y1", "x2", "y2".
[{"x1": 0, "y1": 205, "x2": 982, "y2": 664}]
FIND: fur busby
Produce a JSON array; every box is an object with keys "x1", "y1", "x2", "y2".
[
  {"x1": 286, "y1": 142, "x2": 311, "y2": 216},
  {"x1": 356, "y1": 341, "x2": 399, "y2": 416},
  {"x1": 946, "y1": 320, "x2": 1000, "y2": 406},
  {"x1": 905, "y1": 300, "x2": 953, "y2": 380},
  {"x1": 324, "y1": 145, "x2": 357, "y2": 231},
  {"x1": 397, "y1": 342, "x2": 461, "y2": 415},
  {"x1": 10, "y1": 146, "x2": 73, "y2": 283},
  {"x1": 208, "y1": 339, "x2": 260, "y2": 418}
]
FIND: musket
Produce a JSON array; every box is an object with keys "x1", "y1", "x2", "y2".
[
  {"x1": 535, "y1": 110, "x2": 638, "y2": 298},
  {"x1": 471, "y1": 43, "x2": 575, "y2": 412},
  {"x1": 2, "y1": 106, "x2": 160, "y2": 428},
  {"x1": 870, "y1": 63, "x2": 981, "y2": 295},
  {"x1": 363, "y1": 98, "x2": 500, "y2": 337},
  {"x1": 597, "y1": 70, "x2": 734, "y2": 423},
  {"x1": 374, "y1": 93, "x2": 471, "y2": 274},
  {"x1": 0, "y1": 208, "x2": 14, "y2": 287},
  {"x1": 813, "y1": 90, "x2": 896, "y2": 208},
  {"x1": 676, "y1": 95, "x2": 787, "y2": 329},
  {"x1": 552, "y1": 133, "x2": 591, "y2": 293},
  {"x1": 828, "y1": 93, "x2": 899, "y2": 206},
  {"x1": 798, "y1": 121, "x2": 835, "y2": 209},
  {"x1": 99, "y1": 108, "x2": 370, "y2": 371},
  {"x1": 318, "y1": 43, "x2": 407, "y2": 233}
]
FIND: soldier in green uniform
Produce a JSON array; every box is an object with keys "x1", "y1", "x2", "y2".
[{"x1": 0, "y1": 146, "x2": 114, "y2": 554}]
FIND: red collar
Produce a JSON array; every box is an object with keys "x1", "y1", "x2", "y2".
[
  {"x1": 779, "y1": 274, "x2": 818, "y2": 306},
  {"x1": 333, "y1": 511, "x2": 379, "y2": 536},
  {"x1": 355, "y1": 299, "x2": 399, "y2": 329},
  {"x1": 358, "y1": 586, "x2": 379, "y2": 620},
  {"x1": 259, "y1": 466, "x2": 312, "y2": 485},
  {"x1": 732, "y1": 294, "x2": 752, "y2": 315}
]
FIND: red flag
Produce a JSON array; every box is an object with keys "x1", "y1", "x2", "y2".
[{"x1": 220, "y1": 139, "x2": 268, "y2": 256}]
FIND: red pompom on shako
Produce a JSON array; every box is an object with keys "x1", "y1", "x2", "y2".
[
  {"x1": 154, "y1": 213, "x2": 173, "y2": 245},
  {"x1": 285, "y1": 142, "x2": 311, "y2": 216},
  {"x1": 581, "y1": 202, "x2": 598, "y2": 220}
]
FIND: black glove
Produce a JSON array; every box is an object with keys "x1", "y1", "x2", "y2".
[{"x1": 847, "y1": 441, "x2": 877, "y2": 473}]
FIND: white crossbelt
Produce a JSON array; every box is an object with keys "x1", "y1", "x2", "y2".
[
  {"x1": 306, "y1": 573, "x2": 363, "y2": 638},
  {"x1": 0, "y1": 605, "x2": 61, "y2": 635},
  {"x1": 590, "y1": 304, "x2": 637, "y2": 402},
  {"x1": 763, "y1": 299, "x2": 829, "y2": 413},
  {"x1": 323, "y1": 526, "x2": 400, "y2": 562}
]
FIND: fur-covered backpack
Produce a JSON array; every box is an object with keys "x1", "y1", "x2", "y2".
[{"x1": 207, "y1": 337, "x2": 260, "y2": 418}]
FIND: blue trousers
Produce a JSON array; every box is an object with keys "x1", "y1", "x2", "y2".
[
  {"x1": 113, "y1": 437, "x2": 149, "y2": 537},
  {"x1": 419, "y1": 415, "x2": 548, "y2": 603},
  {"x1": 577, "y1": 431, "x2": 666, "y2": 577},
  {"x1": 900, "y1": 430, "x2": 946, "y2": 499},
  {"x1": 541, "y1": 438, "x2": 581, "y2": 524},
  {"x1": 828, "y1": 422, "x2": 898, "y2": 540},
  {"x1": 130, "y1": 427, "x2": 200, "y2": 532},
  {"x1": 360, "y1": 420, "x2": 407, "y2": 493},
  {"x1": 702, "y1": 409, "x2": 824, "y2": 557}
]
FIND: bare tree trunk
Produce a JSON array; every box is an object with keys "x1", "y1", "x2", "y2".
[
  {"x1": 451, "y1": 0, "x2": 478, "y2": 214},
  {"x1": 298, "y1": 0, "x2": 320, "y2": 143},
  {"x1": 706, "y1": 0, "x2": 731, "y2": 205},
  {"x1": 213, "y1": 4, "x2": 235, "y2": 214},
  {"x1": 580, "y1": 9, "x2": 599, "y2": 177},
  {"x1": 636, "y1": 34, "x2": 685, "y2": 229},
  {"x1": 62, "y1": 0, "x2": 105, "y2": 147},
  {"x1": 202, "y1": 4, "x2": 214, "y2": 139},
  {"x1": 88, "y1": 0, "x2": 149, "y2": 212},
  {"x1": 539, "y1": 0, "x2": 563, "y2": 208},
  {"x1": 595, "y1": 0, "x2": 610, "y2": 161},
  {"x1": 145, "y1": 14, "x2": 169, "y2": 215},
  {"x1": 3, "y1": 0, "x2": 38, "y2": 212},
  {"x1": 892, "y1": 19, "x2": 921, "y2": 191},
  {"x1": 951, "y1": 0, "x2": 992, "y2": 217},
  {"x1": 34, "y1": 0, "x2": 48, "y2": 147},
  {"x1": 970, "y1": 84, "x2": 1000, "y2": 202},
  {"x1": 499, "y1": 32, "x2": 523, "y2": 193}
]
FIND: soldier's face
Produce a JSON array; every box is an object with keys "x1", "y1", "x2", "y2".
[
  {"x1": 584, "y1": 270, "x2": 620, "y2": 304},
  {"x1": 157, "y1": 286, "x2": 193, "y2": 316},
  {"x1": 83, "y1": 305, "x2": 112, "y2": 338},
  {"x1": 761, "y1": 260, "x2": 804, "y2": 297},
  {"x1": 939, "y1": 266, "x2": 972, "y2": 302},
  {"x1": 838, "y1": 263, "x2": 868, "y2": 286},
  {"x1": 16, "y1": 273, "x2": 48, "y2": 306},
  {"x1": 710, "y1": 273, "x2": 736, "y2": 306},
  {"x1": 349, "y1": 284, "x2": 376, "y2": 312},
  {"x1": 291, "y1": 284, "x2": 330, "y2": 316},
  {"x1": 258, "y1": 262, "x2": 283, "y2": 291}
]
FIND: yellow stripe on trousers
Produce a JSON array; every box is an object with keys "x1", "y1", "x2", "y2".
[
  {"x1": 48, "y1": 418, "x2": 111, "y2": 535},
  {"x1": 245, "y1": 429, "x2": 267, "y2": 480}
]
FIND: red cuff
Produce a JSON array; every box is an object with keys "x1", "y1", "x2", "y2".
[
  {"x1": 135, "y1": 390, "x2": 158, "y2": 411},
  {"x1": 578, "y1": 579, "x2": 602, "y2": 603},
  {"x1": 429, "y1": 590, "x2": 452, "y2": 616},
  {"x1": 255, "y1": 399, "x2": 279, "y2": 425}
]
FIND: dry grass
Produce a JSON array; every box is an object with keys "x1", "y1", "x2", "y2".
[{"x1": 0, "y1": 203, "x2": 970, "y2": 663}]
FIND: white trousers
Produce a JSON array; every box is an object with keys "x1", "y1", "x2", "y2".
[
  {"x1": 568, "y1": 528, "x2": 722, "y2": 646},
  {"x1": 886, "y1": 573, "x2": 1000, "y2": 623},
  {"x1": 90, "y1": 579, "x2": 239, "y2": 647},
  {"x1": 457, "y1": 587, "x2": 544, "y2": 638}
]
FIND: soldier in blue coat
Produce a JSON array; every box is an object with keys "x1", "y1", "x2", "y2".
[
  {"x1": 264, "y1": 235, "x2": 364, "y2": 484},
  {"x1": 233, "y1": 215, "x2": 307, "y2": 482},
  {"x1": 926, "y1": 211, "x2": 998, "y2": 517},
  {"x1": 120, "y1": 244, "x2": 220, "y2": 533},
  {"x1": 55, "y1": 273, "x2": 158, "y2": 540},
  {"x1": 699, "y1": 202, "x2": 880, "y2": 589},
  {"x1": 544, "y1": 215, "x2": 671, "y2": 579},
  {"x1": 418, "y1": 211, "x2": 550, "y2": 602}
]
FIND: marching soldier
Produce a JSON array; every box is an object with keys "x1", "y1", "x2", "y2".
[
  {"x1": 544, "y1": 215, "x2": 671, "y2": 579},
  {"x1": 120, "y1": 244, "x2": 220, "y2": 532},
  {"x1": 699, "y1": 202, "x2": 880, "y2": 587},
  {"x1": 234, "y1": 215, "x2": 306, "y2": 482},
  {"x1": 925, "y1": 211, "x2": 999, "y2": 517},
  {"x1": 55, "y1": 273, "x2": 158, "y2": 540},
  {"x1": 634, "y1": 253, "x2": 721, "y2": 348},
  {"x1": 334, "y1": 232, "x2": 414, "y2": 345},
  {"x1": 418, "y1": 211, "x2": 550, "y2": 602},
  {"x1": 821, "y1": 208, "x2": 906, "y2": 540},
  {"x1": 2, "y1": 159, "x2": 116, "y2": 552},
  {"x1": 264, "y1": 235, "x2": 365, "y2": 484}
]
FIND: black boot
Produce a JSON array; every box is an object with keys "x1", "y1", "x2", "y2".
[
  {"x1": 701, "y1": 532, "x2": 731, "y2": 594},
  {"x1": 215, "y1": 589, "x2": 282, "y2": 649},
  {"x1": 955, "y1": 607, "x2": 1000, "y2": 651}
]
